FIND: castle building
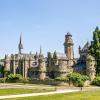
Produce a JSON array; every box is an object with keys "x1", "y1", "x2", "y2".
[
  {"x1": 73, "y1": 42, "x2": 90, "y2": 72},
  {"x1": 3, "y1": 32, "x2": 96, "y2": 80},
  {"x1": 4, "y1": 35, "x2": 39, "y2": 78}
]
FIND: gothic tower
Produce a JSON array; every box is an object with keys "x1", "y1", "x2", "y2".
[
  {"x1": 64, "y1": 32, "x2": 74, "y2": 66},
  {"x1": 86, "y1": 54, "x2": 96, "y2": 81},
  {"x1": 11, "y1": 54, "x2": 16, "y2": 75},
  {"x1": 18, "y1": 33, "x2": 23, "y2": 54},
  {"x1": 38, "y1": 47, "x2": 46, "y2": 80},
  {"x1": 4, "y1": 55, "x2": 10, "y2": 76}
]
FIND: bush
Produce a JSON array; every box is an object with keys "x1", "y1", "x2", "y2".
[
  {"x1": 19, "y1": 78, "x2": 31, "y2": 84},
  {"x1": 4, "y1": 71, "x2": 10, "y2": 77},
  {"x1": 76, "y1": 79, "x2": 84, "y2": 87},
  {"x1": 55, "y1": 77, "x2": 68, "y2": 82},
  {"x1": 54, "y1": 73, "x2": 89, "y2": 87},
  {"x1": 6, "y1": 74, "x2": 23, "y2": 83},
  {"x1": 67, "y1": 73, "x2": 89, "y2": 87},
  {"x1": 0, "y1": 78, "x2": 6, "y2": 83},
  {"x1": 6, "y1": 74, "x2": 32, "y2": 84},
  {"x1": 92, "y1": 76, "x2": 100, "y2": 86}
]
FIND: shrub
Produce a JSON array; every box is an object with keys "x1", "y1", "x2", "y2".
[
  {"x1": 76, "y1": 79, "x2": 84, "y2": 87},
  {"x1": 54, "y1": 73, "x2": 89, "y2": 87},
  {"x1": 55, "y1": 77, "x2": 68, "y2": 82},
  {"x1": 6, "y1": 74, "x2": 23, "y2": 82},
  {"x1": 19, "y1": 78, "x2": 31, "y2": 84},
  {"x1": 92, "y1": 76, "x2": 100, "y2": 86},
  {"x1": 67, "y1": 73, "x2": 89, "y2": 87},
  {"x1": 0, "y1": 78, "x2": 6, "y2": 83},
  {"x1": 4, "y1": 71, "x2": 10, "y2": 77}
]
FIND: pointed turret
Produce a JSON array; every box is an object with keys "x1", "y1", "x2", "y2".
[
  {"x1": 38, "y1": 46, "x2": 46, "y2": 80},
  {"x1": 48, "y1": 52, "x2": 52, "y2": 59},
  {"x1": 64, "y1": 32, "x2": 74, "y2": 60},
  {"x1": 18, "y1": 33, "x2": 23, "y2": 54},
  {"x1": 53, "y1": 51, "x2": 57, "y2": 59},
  {"x1": 39, "y1": 45, "x2": 42, "y2": 56},
  {"x1": 34, "y1": 52, "x2": 38, "y2": 60},
  {"x1": 39, "y1": 46, "x2": 44, "y2": 58},
  {"x1": 53, "y1": 51, "x2": 58, "y2": 66},
  {"x1": 78, "y1": 45, "x2": 81, "y2": 55},
  {"x1": 64, "y1": 32, "x2": 74, "y2": 67}
]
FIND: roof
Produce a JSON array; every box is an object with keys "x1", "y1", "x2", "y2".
[
  {"x1": 66, "y1": 32, "x2": 72, "y2": 37},
  {"x1": 56, "y1": 52, "x2": 67, "y2": 59},
  {"x1": 14, "y1": 53, "x2": 35, "y2": 59},
  {"x1": 82, "y1": 42, "x2": 89, "y2": 51},
  {"x1": 74, "y1": 61, "x2": 86, "y2": 71},
  {"x1": 48, "y1": 52, "x2": 67, "y2": 60}
]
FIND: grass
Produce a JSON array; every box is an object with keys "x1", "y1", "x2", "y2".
[
  {"x1": 3, "y1": 90, "x2": 100, "y2": 100},
  {"x1": 0, "y1": 83, "x2": 87, "y2": 88},
  {"x1": 0, "y1": 83, "x2": 55, "y2": 87},
  {"x1": 0, "y1": 88, "x2": 53, "y2": 96}
]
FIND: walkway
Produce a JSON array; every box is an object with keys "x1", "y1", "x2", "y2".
[
  {"x1": 0, "y1": 90, "x2": 79, "y2": 99},
  {"x1": 0, "y1": 84, "x2": 100, "y2": 99},
  {"x1": 0, "y1": 84, "x2": 55, "y2": 90}
]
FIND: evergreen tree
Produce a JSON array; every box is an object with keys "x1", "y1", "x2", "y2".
[{"x1": 89, "y1": 26, "x2": 100, "y2": 74}]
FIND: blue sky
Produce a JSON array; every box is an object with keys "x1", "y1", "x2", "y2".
[{"x1": 0, "y1": 0, "x2": 100, "y2": 58}]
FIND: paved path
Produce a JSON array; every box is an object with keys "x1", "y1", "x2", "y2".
[
  {"x1": 0, "y1": 84, "x2": 55, "y2": 90},
  {"x1": 0, "y1": 84, "x2": 100, "y2": 99},
  {"x1": 0, "y1": 84, "x2": 100, "y2": 91},
  {"x1": 0, "y1": 90, "x2": 79, "y2": 99}
]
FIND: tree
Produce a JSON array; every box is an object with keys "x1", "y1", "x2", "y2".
[{"x1": 89, "y1": 26, "x2": 100, "y2": 74}]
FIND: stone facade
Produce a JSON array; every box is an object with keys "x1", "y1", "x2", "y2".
[
  {"x1": 38, "y1": 49, "x2": 46, "y2": 80},
  {"x1": 64, "y1": 32, "x2": 74, "y2": 66},
  {"x1": 4, "y1": 53, "x2": 38, "y2": 78},
  {"x1": 86, "y1": 54, "x2": 96, "y2": 81},
  {"x1": 3, "y1": 32, "x2": 96, "y2": 81},
  {"x1": 79, "y1": 42, "x2": 89, "y2": 61}
]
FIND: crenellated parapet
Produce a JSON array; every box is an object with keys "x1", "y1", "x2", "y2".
[{"x1": 55, "y1": 59, "x2": 67, "y2": 77}]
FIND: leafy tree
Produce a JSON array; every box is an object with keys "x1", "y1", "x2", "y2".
[
  {"x1": 92, "y1": 76, "x2": 100, "y2": 86},
  {"x1": 89, "y1": 26, "x2": 100, "y2": 74}
]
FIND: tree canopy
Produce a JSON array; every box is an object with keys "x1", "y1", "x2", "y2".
[{"x1": 89, "y1": 26, "x2": 100, "y2": 74}]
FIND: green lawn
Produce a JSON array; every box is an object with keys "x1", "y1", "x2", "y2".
[
  {"x1": 0, "y1": 88, "x2": 52, "y2": 96},
  {"x1": 0, "y1": 83, "x2": 55, "y2": 87},
  {"x1": 3, "y1": 90, "x2": 100, "y2": 100},
  {"x1": 0, "y1": 83, "x2": 83, "y2": 88}
]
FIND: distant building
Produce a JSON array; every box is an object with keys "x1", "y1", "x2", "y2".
[{"x1": 3, "y1": 32, "x2": 96, "y2": 80}]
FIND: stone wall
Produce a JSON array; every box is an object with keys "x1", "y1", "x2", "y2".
[{"x1": 31, "y1": 79, "x2": 90, "y2": 86}]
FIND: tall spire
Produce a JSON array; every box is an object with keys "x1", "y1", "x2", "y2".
[
  {"x1": 18, "y1": 32, "x2": 23, "y2": 54},
  {"x1": 39, "y1": 45, "x2": 42, "y2": 55},
  {"x1": 39, "y1": 45, "x2": 44, "y2": 58}
]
